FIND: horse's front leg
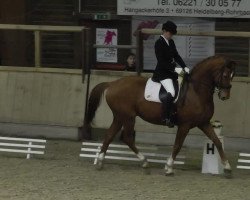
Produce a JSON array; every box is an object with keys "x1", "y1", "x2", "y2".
[
  {"x1": 198, "y1": 123, "x2": 232, "y2": 178},
  {"x1": 165, "y1": 125, "x2": 190, "y2": 175}
]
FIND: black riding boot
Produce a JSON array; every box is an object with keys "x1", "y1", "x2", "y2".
[{"x1": 161, "y1": 92, "x2": 175, "y2": 128}]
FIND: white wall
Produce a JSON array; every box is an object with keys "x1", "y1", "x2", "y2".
[{"x1": 0, "y1": 67, "x2": 249, "y2": 139}]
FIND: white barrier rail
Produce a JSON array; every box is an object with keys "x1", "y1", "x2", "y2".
[
  {"x1": 80, "y1": 142, "x2": 185, "y2": 165},
  {"x1": 0, "y1": 136, "x2": 46, "y2": 159},
  {"x1": 237, "y1": 153, "x2": 250, "y2": 170}
]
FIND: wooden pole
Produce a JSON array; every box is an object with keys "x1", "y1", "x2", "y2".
[
  {"x1": 34, "y1": 30, "x2": 41, "y2": 68},
  {"x1": 136, "y1": 30, "x2": 143, "y2": 76},
  {"x1": 85, "y1": 28, "x2": 92, "y2": 75},
  {"x1": 82, "y1": 28, "x2": 92, "y2": 140},
  {"x1": 249, "y1": 39, "x2": 250, "y2": 77},
  {"x1": 0, "y1": 24, "x2": 84, "y2": 32},
  {"x1": 141, "y1": 28, "x2": 250, "y2": 38},
  {"x1": 81, "y1": 29, "x2": 85, "y2": 83},
  {"x1": 93, "y1": 44, "x2": 137, "y2": 49},
  {"x1": 84, "y1": 28, "x2": 91, "y2": 106}
]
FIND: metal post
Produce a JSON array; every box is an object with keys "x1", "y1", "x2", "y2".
[
  {"x1": 83, "y1": 28, "x2": 92, "y2": 139},
  {"x1": 85, "y1": 28, "x2": 92, "y2": 75},
  {"x1": 136, "y1": 30, "x2": 143, "y2": 76},
  {"x1": 81, "y1": 29, "x2": 85, "y2": 83},
  {"x1": 248, "y1": 39, "x2": 250, "y2": 77},
  {"x1": 34, "y1": 30, "x2": 41, "y2": 67},
  {"x1": 78, "y1": 0, "x2": 81, "y2": 13}
]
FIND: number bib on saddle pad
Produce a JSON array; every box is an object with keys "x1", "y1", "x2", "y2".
[{"x1": 144, "y1": 76, "x2": 183, "y2": 104}]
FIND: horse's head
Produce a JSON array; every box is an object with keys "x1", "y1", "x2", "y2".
[{"x1": 214, "y1": 58, "x2": 236, "y2": 101}]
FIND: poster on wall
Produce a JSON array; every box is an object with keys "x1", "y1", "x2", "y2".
[
  {"x1": 118, "y1": 0, "x2": 250, "y2": 18},
  {"x1": 132, "y1": 17, "x2": 215, "y2": 70},
  {"x1": 96, "y1": 28, "x2": 118, "y2": 63}
]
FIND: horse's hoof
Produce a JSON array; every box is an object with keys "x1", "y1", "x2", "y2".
[
  {"x1": 224, "y1": 169, "x2": 232, "y2": 179},
  {"x1": 165, "y1": 166, "x2": 174, "y2": 176},
  {"x1": 165, "y1": 165, "x2": 174, "y2": 176},
  {"x1": 95, "y1": 161, "x2": 104, "y2": 170},
  {"x1": 165, "y1": 171, "x2": 174, "y2": 176},
  {"x1": 142, "y1": 160, "x2": 149, "y2": 168},
  {"x1": 141, "y1": 160, "x2": 151, "y2": 175}
]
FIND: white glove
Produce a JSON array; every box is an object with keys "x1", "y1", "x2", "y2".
[
  {"x1": 184, "y1": 67, "x2": 190, "y2": 74},
  {"x1": 175, "y1": 67, "x2": 183, "y2": 74}
]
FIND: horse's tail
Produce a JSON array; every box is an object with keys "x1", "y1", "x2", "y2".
[
  {"x1": 79, "y1": 82, "x2": 110, "y2": 140},
  {"x1": 86, "y1": 82, "x2": 110, "y2": 125}
]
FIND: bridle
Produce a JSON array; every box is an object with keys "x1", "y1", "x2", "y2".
[
  {"x1": 215, "y1": 63, "x2": 234, "y2": 92},
  {"x1": 188, "y1": 62, "x2": 234, "y2": 93}
]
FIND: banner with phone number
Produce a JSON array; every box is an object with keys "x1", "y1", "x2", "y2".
[{"x1": 117, "y1": 0, "x2": 250, "y2": 18}]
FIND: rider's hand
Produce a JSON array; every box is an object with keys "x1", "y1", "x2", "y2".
[{"x1": 184, "y1": 67, "x2": 190, "y2": 74}]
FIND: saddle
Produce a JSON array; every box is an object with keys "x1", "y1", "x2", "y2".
[{"x1": 144, "y1": 68, "x2": 184, "y2": 104}]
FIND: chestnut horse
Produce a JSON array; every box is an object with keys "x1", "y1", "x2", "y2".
[{"x1": 80, "y1": 55, "x2": 236, "y2": 177}]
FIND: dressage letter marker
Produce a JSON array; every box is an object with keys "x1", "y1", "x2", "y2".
[
  {"x1": 0, "y1": 136, "x2": 46, "y2": 159},
  {"x1": 202, "y1": 121, "x2": 224, "y2": 174},
  {"x1": 206, "y1": 143, "x2": 215, "y2": 155}
]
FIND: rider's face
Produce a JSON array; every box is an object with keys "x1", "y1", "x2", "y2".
[{"x1": 163, "y1": 31, "x2": 173, "y2": 40}]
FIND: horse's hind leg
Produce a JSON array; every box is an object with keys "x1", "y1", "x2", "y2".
[
  {"x1": 119, "y1": 129, "x2": 136, "y2": 143},
  {"x1": 96, "y1": 117, "x2": 122, "y2": 170},
  {"x1": 122, "y1": 118, "x2": 149, "y2": 171}
]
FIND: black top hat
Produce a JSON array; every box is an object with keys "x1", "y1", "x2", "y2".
[{"x1": 162, "y1": 21, "x2": 177, "y2": 34}]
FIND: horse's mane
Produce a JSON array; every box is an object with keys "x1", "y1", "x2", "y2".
[
  {"x1": 190, "y1": 55, "x2": 223, "y2": 75},
  {"x1": 178, "y1": 55, "x2": 230, "y2": 106},
  {"x1": 177, "y1": 74, "x2": 190, "y2": 106}
]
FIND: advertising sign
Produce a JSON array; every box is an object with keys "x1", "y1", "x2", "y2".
[
  {"x1": 118, "y1": 0, "x2": 250, "y2": 18},
  {"x1": 96, "y1": 28, "x2": 118, "y2": 63}
]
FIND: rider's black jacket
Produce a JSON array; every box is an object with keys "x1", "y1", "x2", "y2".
[{"x1": 152, "y1": 36, "x2": 187, "y2": 82}]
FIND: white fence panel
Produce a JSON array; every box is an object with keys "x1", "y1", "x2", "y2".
[
  {"x1": 0, "y1": 136, "x2": 46, "y2": 159},
  {"x1": 80, "y1": 142, "x2": 185, "y2": 166},
  {"x1": 237, "y1": 153, "x2": 250, "y2": 170}
]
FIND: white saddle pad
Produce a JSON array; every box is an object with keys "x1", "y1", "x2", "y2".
[
  {"x1": 144, "y1": 78, "x2": 162, "y2": 103},
  {"x1": 144, "y1": 76, "x2": 183, "y2": 103}
]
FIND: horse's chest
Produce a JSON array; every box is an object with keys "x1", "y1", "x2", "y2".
[
  {"x1": 197, "y1": 102, "x2": 214, "y2": 122},
  {"x1": 183, "y1": 99, "x2": 214, "y2": 123}
]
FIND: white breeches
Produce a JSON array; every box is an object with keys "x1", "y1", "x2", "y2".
[{"x1": 160, "y1": 79, "x2": 175, "y2": 97}]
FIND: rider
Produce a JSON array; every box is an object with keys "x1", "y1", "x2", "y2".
[{"x1": 152, "y1": 21, "x2": 190, "y2": 127}]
